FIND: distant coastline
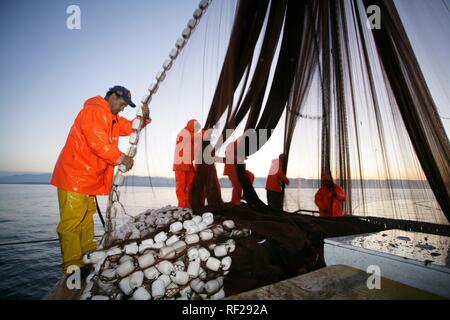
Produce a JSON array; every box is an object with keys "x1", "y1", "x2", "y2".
[{"x1": 0, "y1": 173, "x2": 431, "y2": 189}]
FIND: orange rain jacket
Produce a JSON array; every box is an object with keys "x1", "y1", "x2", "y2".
[
  {"x1": 265, "y1": 158, "x2": 289, "y2": 193},
  {"x1": 51, "y1": 96, "x2": 147, "y2": 195},
  {"x1": 223, "y1": 140, "x2": 245, "y2": 176},
  {"x1": 173, "y1": 120, "x2": 199, "y2": 172},
  {"x1": 222, "y1": 141, "x2": 255, "y2": 205},
  {"x1": 314, "y1": 178, "x2": 346, "y2": 217}
]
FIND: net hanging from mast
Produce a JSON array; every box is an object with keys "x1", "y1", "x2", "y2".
[
  {"x1": 110, "y1": 0, "x2": 449, "y2": 236},
  {"x1": 188, "y1": 0, "x2": 450, "y2": 224}
]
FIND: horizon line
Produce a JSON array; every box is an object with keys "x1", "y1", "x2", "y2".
[{"x1": 0, "y1": 171, "x2": 430, "y2": 182}]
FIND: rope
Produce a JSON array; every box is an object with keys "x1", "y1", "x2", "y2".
[
  {"x1": 0, "y1": 235, "x2": 103, "y2": 247},
  {"x1": 95, "y1": 196, "x2": 105, "y2": 229},
  {"x1": 287, "y1": 107, "x2": 323, "y2": 120},
  {"x1": 104, "y1": 0, "x2": 214, "y2": 245},
  {"x1": 292, "y1": 208, "x2": 320, "y2": 214}
]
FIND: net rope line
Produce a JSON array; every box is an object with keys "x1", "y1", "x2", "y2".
[
  {"x1": 103, "y1": 0, "x2": 214, "y2": 247},
  {"x1": 0, "y1": 235, "x2": 103, "y2": 247}
]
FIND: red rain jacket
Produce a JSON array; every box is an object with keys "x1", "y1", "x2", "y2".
[
  {"x1": 314, "y1": 183, "x2": 346, "y2": 217},
  {"x1": 223, "y1": 141, "x2": 245, "y2": 177},
  {"x1": 173, "y1": 120, "x2": 198, "y2": 172},
  {"x1": 265, "y1": 158, "x2": 289, "y2": 193}
]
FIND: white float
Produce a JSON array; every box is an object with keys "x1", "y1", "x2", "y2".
[
  {"x1": 133, "y1": 287, "x2": 151, "y2": 300},
  {"x1": 124, "y1": 243, "x2": 139, "y2": 255},
  {"x1": 190, "y1": 278, "x2": 205, "y2": 293},
  {"x1": 185, "y1": 234, "x2": 199, "y2": 244},
  {"x1": 223, "y1": 220, "x2": 235, "y2": 229},
  {"x1": 187, "y1": 247, "x2": 199, "y2": 260},
  {"x1": 205, "y1": 279, "x2": 220, "y2": 294},
  {"x1": 154, "y1": 231, "x2": 168, "y2": 243},
  {"x1": 214, "y1": 245, "x2": 227, "y2": 257},
  {"x1": 200, "y1": 229, "x2": 213, "y2": 241},
  {"x1": 159, "y1": 246, "x2": 175, "y2": 259},
  {"x1": 166, "y1": 235, "x2": 179, "y2": 246},
  {"x1": 221, "y1": 256, "x2": 232, "y2": 270},
  {"x1": 138, "y1": 252, "x2": 155, "y2": 269},
  {"x1": 172, "y1": 240, "x2": 187, "y2": 254},
  {"x1": 206, "y1": 257, "x2": 221, "y2": 271},
  {"x1": 170, "y1": 271, "x2": 189, "y2": 285},
  {"x1": 143, "y1": 266, "x2": 160, "y2": 280},
  {"x1": 129, "y1": 271, "x2": 144, "y2": 289},
  {"x1": 187, "y1": 260, "x2": 200, "y2": 278},
  {"x1": 156, "y1": 261, "x2": 174, "y2": 275},
  {"x1": 170, "y1": 222, "x2": 183, "y2": 233},
  {"x1": 192, "y1": 215, "x2": 202, "y2": 224},
  {"x1": 198, "y1": 247, "x2": 210, "y2": 261},
  {"x1": 158, "y1": 274, "x2": 171, "y2": 287},
  {"x1": 117, "y1": 260, "x2": 135, "y2": 277},
  {"x1": 151, "y1": 279, "x2": 166, "y2": 299}
]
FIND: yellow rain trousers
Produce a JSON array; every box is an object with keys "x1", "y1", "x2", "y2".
[{"x1": 56, "y1": 189, "x2": 97, "y2": 274}]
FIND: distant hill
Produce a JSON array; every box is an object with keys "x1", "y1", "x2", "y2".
[
  {"x1": 0, "y1": 173, "x2": 430, "y2": 189},
  {"x1": 0, "y1": 173, "x2": 53, "y2": 184},
  {"x1": 0, "y1": 171, "x2": 39, "y2": 178}
]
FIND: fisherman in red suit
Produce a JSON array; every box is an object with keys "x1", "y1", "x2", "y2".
[
  {"x1": 314, "y1": 173, "x2": 346, "y2": 217},
  {"x1": 265, "y1": 154, "x2": 290, "y2": 210},
  {"x1": 173, "y1": 119, "x2": 201, "y2": 208}
]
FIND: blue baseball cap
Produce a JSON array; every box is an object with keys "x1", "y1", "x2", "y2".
[{"x1": 107, "y1": 85, "x2": 136, "y2": 108}]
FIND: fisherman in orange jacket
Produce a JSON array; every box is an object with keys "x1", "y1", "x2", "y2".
[
  {"x1": 223, "y1": 141, "x2": 241, "y2": 205},
  {"x1": 51, "y1": 86, "x2": 151, "y2": 274},
  {"x1": 222, "y1": 139, "x2": 254, "y2": 206},
  {"x1": 265, "y1": 154, "x2": 290, "y2": 210},
  {"x1": 173, "y1": 119, "x2": 201, "y2": 208},
  {"x1": 314, "y1": 173, "x2": 346, "y2": 217}
]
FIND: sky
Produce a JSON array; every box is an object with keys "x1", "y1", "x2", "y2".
[
  {"x1": 0, "y1": 0, "x2": 208, "y2": 175},
  {"x1": 0, "y1": 0, "x2": 449, "y2": 179}
]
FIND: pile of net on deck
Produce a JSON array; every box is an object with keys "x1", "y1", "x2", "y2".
[
  {"x1": 81, "y1": 206, "x2": 250, "y2": 300},
  {"x1": 81, "y1": 204, "x2": 381, "y2": 300}
]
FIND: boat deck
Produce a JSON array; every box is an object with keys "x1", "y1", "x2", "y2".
[
  {"x1": 227, "y1": 264, "x2": 444, "y2": 300},
  {"x1": 45, "y1": 229, "x2": 449, "y2": 300},
  {"x1": 45, "y1": 264, "x2": 443, "y2": 300},
  {"x1": 44, "y1": 277, "x2": 86, "y2": 300},
  {"x1": 324, "y1": 229, "x2": 450, "y2": 298}
]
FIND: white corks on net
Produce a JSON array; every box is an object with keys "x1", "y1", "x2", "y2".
[
  {"x1": 81, "y1": 206, "x2": 251, "y2": 300},
  {"x1": 108, "y1": 206, "x2": 192, "y2": 242}
]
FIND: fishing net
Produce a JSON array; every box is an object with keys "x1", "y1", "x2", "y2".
[
  {"x1": 188, "y1": 0, "x2": 449, "y2": 224},
  {"x1": 89, "y1": 0, "x2": 450, "y2": 300}
]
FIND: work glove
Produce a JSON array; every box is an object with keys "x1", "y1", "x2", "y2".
[
  {"x1": 120, "y1": 154, "x2": 134, "y2": 172},
  {"x1": 142, "y1": 103, "x2": 151, "y2": 120}
]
